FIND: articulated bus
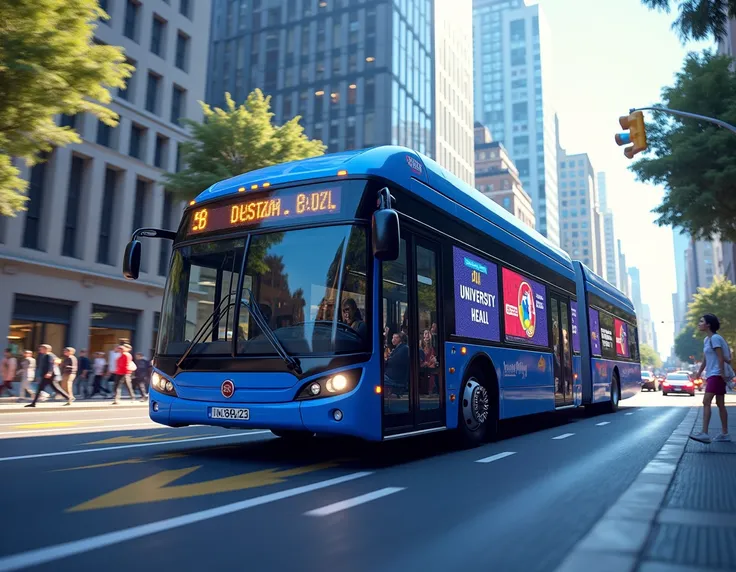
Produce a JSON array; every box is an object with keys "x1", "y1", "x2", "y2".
[{"x1": 123, "y1": 146, "x2": 641, "y2": 446}]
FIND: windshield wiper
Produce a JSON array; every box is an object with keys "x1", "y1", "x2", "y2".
[
  {"x1": 176, "y1": 292, "x2": 235, "y2": 369},
  {"x1": 241, "y1": 289, "x2": 302, "y2": 375}
]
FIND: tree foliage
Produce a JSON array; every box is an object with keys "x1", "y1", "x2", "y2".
[
  {"x1": 630, "y1": 52, "x2": 736, "y2": 241},
  {"x1": 674, "y1": 325, "x2": 704, "y2": 363},
  {"x1": 640, "y1": 343, "x2": 663, "y2": 368},
  {"x1": 0, "y1": 0, "x2": 133, "y2": 216},
  {"x1": 641, "y1": 0, "x2": 736, "y2": 42},
  {"x1": 164, "y1": 90, "x2": 325, "y2": 200},
  {"x1": 686, "y1": 275, "x2": 736, "y2": 348}
]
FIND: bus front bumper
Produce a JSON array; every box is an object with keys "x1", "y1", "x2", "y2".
[{"x1": 148, "y1": 388, "x2": 378, "y2": 440}]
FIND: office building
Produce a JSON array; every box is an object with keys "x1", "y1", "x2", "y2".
[
  {"x1": 472, "y1": 0, "x2": 559, "y2": 244},
  {"x1": 672, "y1": 228, "x2": 689, "y2": 330},
  {"x1": 617, "y1": 239, "x2": 630, "y2": 296},
  {"x1": 597, "y1": 173, "x2": 620, "y2": 288},
  {"x1": 474, "y1": 123, "x2": 535, "y2": 229},
  {"x1": 685, "y1": 238, "x2": 724, "y2": 301},
  {"x1": 1, "y1": 0, "x2": 211, "y2": 357},
  {"x1": 557, "y1": 147, "x2": 605, "y2": 275},
  {"x1": 207, "y1": 0, "x2": 475, "y2": 184}
]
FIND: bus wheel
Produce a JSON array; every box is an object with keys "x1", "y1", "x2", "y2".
[
  {"x1": 457, "y1": 373, "x2": 495, "y2": 447},
  {"x1": 607, "y1": 374, "x2": 620, "y2": 413},
  {"x1": 271, "y1": 429, "x2": 315, "y2": 440}
]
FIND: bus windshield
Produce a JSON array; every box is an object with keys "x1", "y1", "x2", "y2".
[{"x1": 157, "y1": 225, "x2": 369, "y2": 358}]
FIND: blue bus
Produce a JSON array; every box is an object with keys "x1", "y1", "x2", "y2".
[{"x1": 123, "y1": 145, "x2": 640, "y2": 445}]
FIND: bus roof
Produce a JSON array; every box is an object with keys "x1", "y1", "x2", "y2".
[
  {"x1": 194, "y1": 145, "x2": 573, "y2": 272},
  {"x1": 574, "y1": 261, "x2": 636, "y2": 317}
]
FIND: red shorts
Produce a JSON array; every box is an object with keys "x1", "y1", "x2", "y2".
[{"x1": 705, "y1": 376, "x2": 727, "y2": 395}]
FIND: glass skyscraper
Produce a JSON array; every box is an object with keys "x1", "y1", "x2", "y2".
[
  {"x1": 472, "y1": 0, "x2": 559, "y2": 244},
  {"x1": 207, "y1": 0, "x2": 475, "y2": 183}
]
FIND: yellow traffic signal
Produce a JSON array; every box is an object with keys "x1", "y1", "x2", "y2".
[{"x1": 615, "y1": 111, "x2": 648, "y2": 159}]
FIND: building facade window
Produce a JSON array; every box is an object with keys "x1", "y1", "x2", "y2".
[
  {"x1": 171, "y1": 85, "x2": 185, "y2": 124},
  {"x1": 22, "y1": 159, "x2": 48, "y2": 250},
  {"x1": 146, "y1": 73, "x2": 161, "y2": 114},
  {"x1": 154, "y1": 135, "x2": 168, "y2": 169},
  {"x1": 175, "y1": 32, "x2": 190, "y2": 71},
  {"x1": 124, "y1": 0, "x2": 140, "y2": 42},
  {"x1": 150, "y1": 16, "x2": 166, "y2": 56},
  {"x1": 159, "y1": 191, "x2": 173, "y2": 276},
  {"x1": 62, "y1": 155, "x2": 85, "y2": 258},
  {"x1": 129, "y1": 124, "x2": 146, "y2": 160},
  {"x1": 97, "y1": 168, "x2": 117, "y2": 265}
]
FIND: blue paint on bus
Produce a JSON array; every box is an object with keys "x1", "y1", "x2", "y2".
[{"x1": 146, "y1": 146, "x2": 640, "y2": 441}]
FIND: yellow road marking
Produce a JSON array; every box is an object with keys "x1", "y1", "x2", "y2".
[
  {"x1": 12, "y1": 422, "x2": 81, "y2": 430},
  {"x1": 68, "y1": 461, "x2": 340, "y2": 512},
  {"x1": 54, "y1": 453, "x2": 188, "y2": 472},
  {"x1": 85, "y1": 434, "x2": 213, "y2": 445}
]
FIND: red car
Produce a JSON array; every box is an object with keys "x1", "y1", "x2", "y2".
[{"x1": 662, "y1": 373, "x2": 696, "y2": 397}]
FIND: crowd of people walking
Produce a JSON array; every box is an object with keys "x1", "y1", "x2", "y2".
[{"x1": 1, "y1": 338, "x2": 151, "y2": 406}]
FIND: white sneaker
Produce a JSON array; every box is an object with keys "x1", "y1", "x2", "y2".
[
  {"x1": 713, "y1": 433, "x2": 731, "y2": 442},
  {"x1": 689, "y1": 431, "x2": 712, "y2": 444}
]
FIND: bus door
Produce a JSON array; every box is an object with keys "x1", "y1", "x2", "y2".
[
  {"x1": 381, "y1": 233, "x2": 445, "y2": 434},
  {"x1": 550, "y1": 294, "x2": 574, "y2": 407}
]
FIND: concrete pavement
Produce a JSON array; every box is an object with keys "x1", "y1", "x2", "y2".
[{"x1": 0, "y1": 391, "x2": 728, "y2": 572}]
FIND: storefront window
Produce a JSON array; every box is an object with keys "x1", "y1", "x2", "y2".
[
  {"x1": 7, "y1": 296, "x2": 72, "y2": 355},
  {"x1": 88, "y1": 305, "x2": 139, "y2": 355}
]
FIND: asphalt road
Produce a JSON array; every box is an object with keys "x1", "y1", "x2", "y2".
[{"x1": 0, "y1": 391, "x2": 696, "y2": 572}]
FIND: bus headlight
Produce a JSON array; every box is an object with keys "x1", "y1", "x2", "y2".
[
  {"x1": 296, "y1": 370, "x2": 361, "y2": 400},
  {"x1": 151, "y1": 371, "x2": 178, "y2": 397}
]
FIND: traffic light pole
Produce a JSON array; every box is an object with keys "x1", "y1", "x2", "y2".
[{"x1": 631, "y1": 106, "x2": 736, "y2": 136}]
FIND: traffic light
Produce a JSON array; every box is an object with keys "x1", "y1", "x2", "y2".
[{"x1": 615, "y1": 111, "x2": 648, "y2": 159}]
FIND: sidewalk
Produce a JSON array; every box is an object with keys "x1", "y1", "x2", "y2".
[
  {"x1": 638, "y1": 403, "x2": 736, "y2": 572},
  {"x1": 557, "y1": 397, "x2": 736, "y2": 572},
  {"x1": 0, "y1": 396, "x2": 148, "y2": 413}
]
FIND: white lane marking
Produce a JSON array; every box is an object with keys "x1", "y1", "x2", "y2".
[
  {"x1": 475, "y1": 451, "x2": 516, "y2": 464},
  {"x1": 0, "y1": 471, "x2": 373, "y2": 572},
  {"x1": 0, "y1": 416, "x2": 150, "y2": 427},
  {"x1": 0, "y1": 422, "x2": 159, "y2": 437},
  {"x1": 625, "y1": 412, "x2": 634, "y2": 416},
  {"x1": 0, "y1": 431, "x2": 272, "y2": 463},
  {"x1": 596, "y1": 422, "x2": 611, "y2": 426},
  {"x1": 552, "y1": 433, "x2": 575, "y2": 440},
  {"x1": 305, "y1": 487, "x2": 404, "y2": 517}
]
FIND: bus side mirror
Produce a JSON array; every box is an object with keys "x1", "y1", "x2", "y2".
[
  {"x1": 122, "y1": 240, "x2": 142, "y2": 280},
  {"x1": 372, "y1": 209, "x2": 400, "y2": 261}
]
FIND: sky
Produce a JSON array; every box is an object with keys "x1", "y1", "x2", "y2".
[{"x1": 536, "y1": 0, "x2": 713, "y2": 358}]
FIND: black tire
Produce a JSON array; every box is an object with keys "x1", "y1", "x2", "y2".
[
  {"x1": 271, "y1": 429, "x2": 315, "y2": 440},
  {"x1": 663, "y1": 392, "x2": 668, "y2": 396},
  {"x1": 607, "y1": 374, "x2": 620, "y2": 413},
  {"x1": 457, "y1": 369, "x2": 497, "y2": 448}
]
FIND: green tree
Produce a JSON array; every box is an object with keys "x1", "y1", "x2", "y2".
[
  {"x1": 674, "y1": 325, "x2": 704, "y2": 363},
  {"x1": 164, "y1": 90, "x2": 325, "y2": 200},
  {"x1": 630, "y1": 51, "x2": 736, "y2": 241},
  {"x1": 640, "y1": 343, "x2": 663, "y2": 369},
  {"x1": 641, "y1": 0, "x2": 736, "y2": 41},
  {"x1": 686, "y1": 275, "x2": 736, "y2": 348},
  {"x1": 0, "y1": 0, "x2": 133, "y2": 216}
]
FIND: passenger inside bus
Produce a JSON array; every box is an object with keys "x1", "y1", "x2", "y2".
[{"x1": 384, "y1": 332, "x2": 410, "y2": 397}]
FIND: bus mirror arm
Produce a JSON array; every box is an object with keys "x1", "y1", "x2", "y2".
[
  {"x1": 122, "y1": 227, "x2": 177, "y2": 281},
  {"x1": 372, "y1": 187, "x2": 400, "y2": 261}
]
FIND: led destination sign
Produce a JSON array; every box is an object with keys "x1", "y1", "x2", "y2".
[{"x1": 188, "y1": 187, "x2": 342, "y2": 235}]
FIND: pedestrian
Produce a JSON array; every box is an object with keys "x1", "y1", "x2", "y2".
[
  {"x1": 61, "y1": 347, "x2": 78, "y2": 405},
  {"x1": 133, "y1": 352, "x2": 150, "y2": 401},
  {"x1": 111, "y1": 344, "x2": 135, "y2": 405},
  {"x1": 89, "y1": 352, "x2": 111, "y2": 398},
  {"x1": 19, "y1": 350, "x2": 36, "y2": 399},
  {"x1": 76, "y1": 349, "x2": 91, "y2": 398},
  {"x1": 690, "y1": 313, "x2": 731, "y2": 443},
  {"x1": 25, "y1": 344, "x2": 71, "y2": 408},
  {"x1": 1, "y1": 348, "x2": 17, "y2": 397}
]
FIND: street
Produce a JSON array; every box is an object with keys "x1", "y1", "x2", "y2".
[{"x1": 0, "y1": 392, "x2": 715, "y2": 572}]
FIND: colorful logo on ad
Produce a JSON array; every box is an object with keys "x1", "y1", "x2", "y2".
[
  {"x1": 464, "y1": 257, "x2": 487, "y2": 286},
  {"x1": 617, "y1": 323, "x2": 627, "y2": 349},
  {"x1": 517, "y1": 281, "x2": 536, "y2": 338}
]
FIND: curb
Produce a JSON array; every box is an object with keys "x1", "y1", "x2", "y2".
[{"x1": 554, "y1": 406, "x2": 699, "y2": 572}]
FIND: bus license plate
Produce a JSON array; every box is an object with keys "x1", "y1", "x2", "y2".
[{"x1": 209, "y1": 407, "x2": 250, "y2": 420}]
